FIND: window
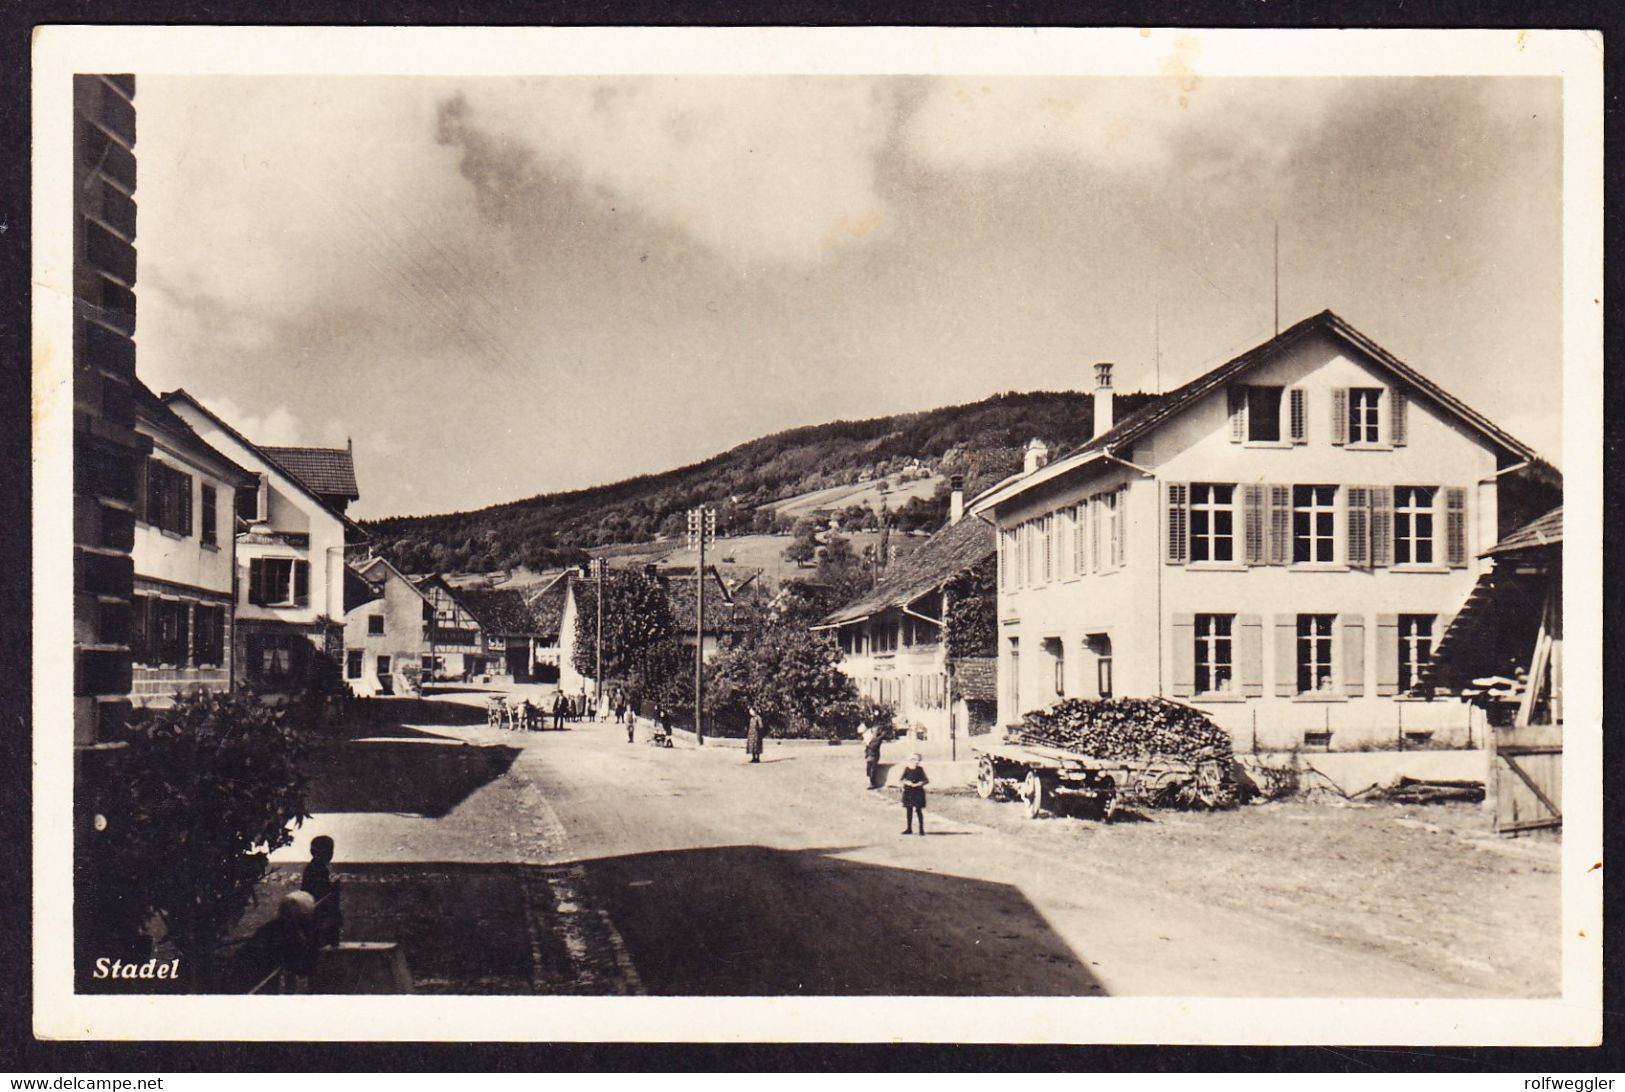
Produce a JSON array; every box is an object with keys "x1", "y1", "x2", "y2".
[
  {"x1": 872, "y1": 622, "x2": 897, "y2": 653},
  {"x1": 1292, "y1": 485, "x2": 1338, "y2": 563},
  {"x1": 252, "y1": 635, "x2": 298, "y2": 681},
  {"x1": 248, "y1": 557, "x2": 310, "y2": 607},
  {"x1": 368, "y1": 614, "x2": 385, "y2": 635},
  {"x1": 1246, "y1": 386, "x2": 1283, "y2": 442},
  {"x1": 201, "y1": 485, "x2": 218, "y2": 547},
  {"x1": 143, "y1": 460, "x2": 194, "y2": 536},
  {"x1": 1398, "y1": 615, "x2": 1435, "y2": 692},
  {"x1": 1296, "y1": 614, "x2": 1336, "y2": 694},
  {"x1": 1044, "y1": 638, "x2": 1065, "y2": 697},
  {"x1": 1073, "y1": 502, "x2": 1088, "y2": 574},
  {"x1": 1194, "y1": 614, "x2": 1234, "y2": 695},
  {"x1": 376, "y1": 655, "x2": 392, "y2": 676},
  {"x1": 1087, "y1": 634, "x2": 1114, "y2": 699},
  {"x1": 235, "y1": 475, "x2": 264, "y2": 522},
  {"x1": 193, "y1": 604, "x2": 224, "y2": 666},
  {"x1": 1104, "y1": 489, "x2": 1125, "y2": 568},
  {"x1": 153, "y1": 599, "x2": 191, "y2": 665},
  {"x1": 1189, "y1": 484, "x2": 1235, "y2": 562},
  {"x1": 1348, "y1": 388, "x2": 1383, "y2": 444},
  {"x1": 1006, "y1": 637, "x2": 1020, "y2": 718},
  {"x1": 346, "y1": 650, "x2": 364, "y2": 679},
  {"x1": 1393, "y1": 486, "x2": 1437, "y2": 565}
]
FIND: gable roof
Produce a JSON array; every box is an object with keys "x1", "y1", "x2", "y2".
[
  {"x1": 523, "y1": 577, "x2": 570, "y2": 641},
  {"x1": 355, "y1": 555, "x2": 435, "y2": 604},
  {"x1": 260, "y1": 445, "x2": 359, "y2": 500},
  {"x1": 455, "y1": 587, "x2": 545, "y2": 636},
  {"x1": 160, "y1": 389, "x2": 369, "y2": 542},
  {"x1": 1484, "y1": 506, "x2": 1562, "y2": 558},
  {"x1": 816, "y1": 516, "x2": 995, "y2": 628},
  {"x1": 132, "y1": 379, "x2": 258, "y2": 487},
  {"x1": 972, "y1": 310, "x2": 1559, "y2": 514}
]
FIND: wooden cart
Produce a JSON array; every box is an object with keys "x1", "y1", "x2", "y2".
[{"x1": 974, "y1": 741, "x2": 1228, "y2": 820}]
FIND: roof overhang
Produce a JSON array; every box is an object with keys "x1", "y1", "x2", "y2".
[{"x1": 968, "y1": 451, "x2": 1110, "y2": 517}]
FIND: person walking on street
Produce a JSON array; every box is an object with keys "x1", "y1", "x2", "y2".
[
  {"x1": 745, "y1": 706, "x2": 765, "y2": 763},
  {"x1": 862, "y1": 722, "x2": 884, "y2": 790},
  {"x1": 552, "y1": 691, "x2": 567, "y2": 731},
  {"x1": 900, "y1": 753, "x2": 929, "y2": 835}
]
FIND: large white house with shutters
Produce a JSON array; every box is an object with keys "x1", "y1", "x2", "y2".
[{"x1": 969, "y1": 311, "x2": 1561, "y2": 752}]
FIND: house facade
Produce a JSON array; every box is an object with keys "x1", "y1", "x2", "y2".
[
  {"x1": 342, "y1": 555, "x2": 434, "y2": 696},
  {"x1": 816, "y1": 486, "x2": 1000, "y2": 760},
  {"x1": 970, "y1": 311, "x2": 1561, "y2": 752},
  {"x1": 128, "y1": 382, "x2": 257, "y2": 705},
  {"x1": 163, "y1": 391, "x2": 368, "y2": 689},
  {"x1": 416, "y1": 575, "x2": 488, "y2": 680}
]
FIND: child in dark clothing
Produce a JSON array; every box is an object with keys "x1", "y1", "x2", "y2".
[
  {"x1": 301, "y1": 835, "x2": 343, "y2": 948},
  {"x1": 900, "y1": 754, "x2": 929, "y2": 835}
]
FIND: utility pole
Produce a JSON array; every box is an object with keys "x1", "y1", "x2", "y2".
[
  {"x1": 687, "y1": 506, "x2": 715, "y2": 744},
  {"x1": 592, "y1": 557, "x2": 605, "y2": 711}
]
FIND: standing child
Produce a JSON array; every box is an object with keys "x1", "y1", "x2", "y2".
[
  {"x1": 301, "y1": 835, "x2": 343, "y2": 947},
  {"x1": 900, "y1": 754, "x2": 929, "y2": 835}
]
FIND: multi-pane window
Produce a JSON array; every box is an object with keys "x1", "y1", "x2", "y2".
[
  {"x1": 1393, "y1": 486, "x2": 1437, "y2": 565},
  {"x1": 346, "y1": 649, "x2": 365, "y2": 679},
  {"x1": 1104, "y1": 490, "x2": 1124, "y2": 568},
  {"x1": 1292, "y1": 485, "x2": 1337, "y2": 563},
  {"x1": 236, "y1": 477, "x2": 263, "y2": 523},
  {"x1": 193, "y1": 604, "x2": 224, "y2": 666},
  {"x1": 1296, "y1": 614, "x2": 1336, "y2": 694},
  {"x1": 369, "y1": 614, "x2": 385, "y2": 635},
  {"x1": 1194, "y1": 614, "x2": 1234, "y2": 695},
  {"x1": 1247, "y1": 386, "x2": 1283, "y2": 442},
  {"x1": 1398, "y1": 614, "x2": 1435, "y2": 692},
  {"x1": 248, "y1": 557, "x2": 309, "y2": 607},
  {"x1": 1348, "y1": 388, "x2": 1383, "y2": 444},
  {"x1": 1189, "y1": 484, "x2": 1235, "y2": 562},
  {"x1": 201, "y1": 485, "x2": 218, "y2": 547}
]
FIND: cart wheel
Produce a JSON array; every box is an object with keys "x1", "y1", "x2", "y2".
[
  {"x1": 1195, "y1": 761, "x2": 1226, "y2": 807},
  {"x1": 976, "y1": 756, "x2": 997, "y2": 800},
  {"x1": 1022, "y1": 770, "x2": 1048, "y2": 819}
]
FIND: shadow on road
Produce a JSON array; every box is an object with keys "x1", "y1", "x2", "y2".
[
  {"x1": 306, "y1": 737, "x2": 520, "y2": 818},
  {"x1": 576, "y1": 844, "x2": 1104, "y2": 996}
]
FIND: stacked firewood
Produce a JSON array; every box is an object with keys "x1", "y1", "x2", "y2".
[{"x1": 1015, "y1": 697, "x2": 1234, "y2": 767}]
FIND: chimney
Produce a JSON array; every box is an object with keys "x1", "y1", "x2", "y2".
[
  {"x1": 949, "y1": 474, "x2": 965, "y2": 525},
  {"x1": 1024, "y1": 438, "x2": 1050, "y2": 474},
  {"x1": 1093, "y1": 362, "x2": 1115, "y2": 440}
]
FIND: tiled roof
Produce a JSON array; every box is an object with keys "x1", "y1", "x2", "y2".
[
  {"x1": 819, "y1": 517, "x2": 995, "y2": 627},
  {"x1": 455, "y1": 587, "x2": 544, "y2": 636},
  {"x1": 524, "y1": 579, "x2": 570, "y2": 641},
  {"x1": 1484, "y1": 506, "x2": 1562, "y2": 557},
  {"x1": 343, "y1": 566, "x2": 383, "y2": 613},
  {"x1": 260, "y1": 446, "x2": 360, "y2": 500},
  {"x1": 972, "y1": 310, "x2": 1560, "y2": 513},
  {"x1": 131, "y1": 379, "x2": 257, "y2": 486},
  {"x1": 663, "y1": 569, "x2": 740, "y2": 632}
]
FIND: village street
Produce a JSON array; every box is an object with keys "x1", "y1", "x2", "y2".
[{"x1": 246, "y1": 691, "x2": 1559, "y2": 998}]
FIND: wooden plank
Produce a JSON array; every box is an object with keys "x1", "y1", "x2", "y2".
[
  {"x1": 1499, "y1": 817, "x2": 1563, "y2": 834},
  {"x1": 1499, "y1": 752, "x2": 1561, "y2": 823}
]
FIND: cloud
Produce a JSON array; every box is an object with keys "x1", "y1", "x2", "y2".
[
  {"x1": 437, "y1": 78, "x2": 899, "y2": 268},
  {"x1": 197, "y1": 394, "x2": 309, "y2": 448},
  {"x1": 902, "y1": 77, "x2": 1329, "y2": 183}
]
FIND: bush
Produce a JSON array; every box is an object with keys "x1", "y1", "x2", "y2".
[{"x1": 96, "y1": 691, "x2": 313, "y2": 986}]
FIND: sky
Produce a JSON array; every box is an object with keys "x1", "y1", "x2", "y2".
[{"x1": 132, "y1": 75, "x2": 1564, "y2": 520}]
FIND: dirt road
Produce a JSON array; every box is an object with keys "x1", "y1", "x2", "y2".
[{"x1": 267, "y1": 697, "x2": 1549, "y2": 997}]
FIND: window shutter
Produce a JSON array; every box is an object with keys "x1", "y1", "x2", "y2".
[
  {"x1": 1228, "y1": 386, "x2": 1246, "y2": 442},
  {"x1": 1243, "y1": 484, "x2": 1265, "y2": 565},
  {"x1": 1238, "y1": 614, "x2": 1263, "y2": 696},
  {"x1": 1445, "y1": 487, "x2": 1468, "y2": 567},
  {"x1": 1331, "y1": 388, "x2": 1348, "y2": 446},
  {"x1": 1341, "y1": 614, "x2": 1365, "y2": 697},
  {"x1": 1346, "y1": 486, "x2": 1370, "y2": 569},
  {"x1": 294, "y1": 560, "x2": 310, "y2": 606},
  {"x1": 1430, "y1": 613, "x2": 1454, "y2": 689},
  {"x1": 1171, "y1": 613, "x2": 1195, "y2": 697},
  {"x1": 1074, "y1": 504, "x2": 1087, "y2": 574},
  {"x1": 248, "y1": 559, "x2": 265, "y2": 606},
  {"x1": 135, "y1": 459, "x2": 149, "y2": 522},
  {"x1": 1288, "y1": 388, "x2": 1308, "y2": 444},
  {"x1": 1370, "y1": 486, "x2": 1393, "y2": 567},
  {"x1": 146, "y1": 461, "x2": 163, "y2": 527},
  {"x1": 1113, "y1": 490, "x2": 1126, "y2": 565},
  {"x1": 1375, "y1": 614, "x2": 1399, "y2": 696},
  {"x1": 180, "y1": 474, "x2": 194, "y2": 536},
  {"x1": 1390, "y1": 390, "x2": 1408, "y2": 447},
  {"x1": 1267, "y1": 484, "x2": 1291, "y2": 565},
  {"x1": 1165, "y1": 483, "x2": 1188, "y2": 564},
  {"x1": 1274, "y1": 615, "x2": 1297, "y2": 697}
]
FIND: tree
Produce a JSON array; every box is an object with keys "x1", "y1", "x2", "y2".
[
  {"x1": 815, "y1": 533, "x2": 871, "y2": 602},
  {"x1": 704, "y1": 622, "x2": 865, "y2": 739},
  {"x1": 572, "y1": 569, "x2": 678, "y2": 684},
  {"x1": 782, "y1": 517, "x2": 822, "y2": 566},
  {"x1": 88, "y1": 691, "x2": 312, "y2": 988}
]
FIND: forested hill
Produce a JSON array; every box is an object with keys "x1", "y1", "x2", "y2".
[{"x1": 365, "y1": 389, "x2": 1156, "y2": 575}]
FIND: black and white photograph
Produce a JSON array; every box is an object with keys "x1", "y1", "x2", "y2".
[{"x1": 31, "y1": 26, "x2": 1602, "y2": 1045}]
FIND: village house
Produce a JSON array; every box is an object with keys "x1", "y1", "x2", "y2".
[
  {"x1": 968, "y1": 310, "x2": 1561, "y2": 752},
  {"x1": 342, "y1": 555, "x2": 434, "y2": 696},
  {"x1": 815, "y1": 478, "x2": 1000, "y2": 760},
  {"x1": 414, "y1": 574, "x2": 488, "y2": 680},
  {"x1": 162, "y1": 391, "x2": 368, "y2": 689},
  {"x1": 128, "y1": 381, "x2": 258, "y2": 705},
  {"x1": 456, "y1": 585, "x2": 553, "y2": 682}
]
